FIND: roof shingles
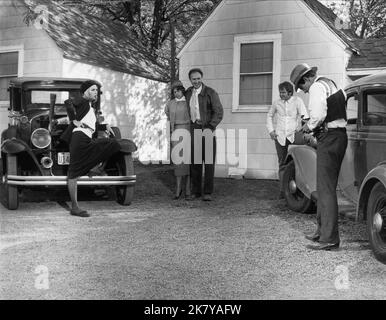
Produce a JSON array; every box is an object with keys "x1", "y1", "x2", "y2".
[
  {"x1": 24, "y1": 0, "x2": 168, "y2": 82},
  {"x1": 348, "y1": 38, "x2": 386, "y2": 69}
]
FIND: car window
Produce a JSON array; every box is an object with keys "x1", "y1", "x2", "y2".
[
  {"x1": 346, "y1": 93, "x2": 358, "y2": 125},
  {"x1": 363, "y1": 91, "x2": 386, "y2": 126}
]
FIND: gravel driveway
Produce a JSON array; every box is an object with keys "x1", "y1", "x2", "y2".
[{"x1": 0, "y1": 162, "x2": 385, "y2": 299}]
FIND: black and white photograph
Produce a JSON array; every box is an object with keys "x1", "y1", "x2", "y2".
[{"x1": 1, "y1": 0, "x2": 386, "y2": 305}]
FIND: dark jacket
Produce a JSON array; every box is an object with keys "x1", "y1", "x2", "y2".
[
  {"x1": 60, "y1": 97, "x2": 102, "y2": 144},
  {"x1": 185, "y1": 84, "x2": 223, "y2": 130}
]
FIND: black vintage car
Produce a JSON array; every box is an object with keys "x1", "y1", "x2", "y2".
[{"x1": 1, "y1": 78, "x2": 136, "y2": 210}]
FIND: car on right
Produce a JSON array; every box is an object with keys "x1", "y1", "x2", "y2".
[{"x1": 282, "y1": 72, "x2": 386, "y2": 264}]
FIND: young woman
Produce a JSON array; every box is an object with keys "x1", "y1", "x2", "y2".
[
  {"x1": 164, "y1": 81, "x2": 191, "y2": 199},
  {"x1": 66, "y1": 80, "x2": 121, "y2": 217}
]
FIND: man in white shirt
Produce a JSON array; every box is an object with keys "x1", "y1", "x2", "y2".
[
  {"x1": 290, "y1": 63, "x2": 348, "y2": 251},
  {"x1": 266, "y1": 81, "x2": 308, "y2": 198}
]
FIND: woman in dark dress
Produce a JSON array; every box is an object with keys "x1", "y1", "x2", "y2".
[{"x1": 67, "y1": 80, "x2": 120, "y2": 217}]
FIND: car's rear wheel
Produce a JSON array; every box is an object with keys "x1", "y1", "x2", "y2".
[
  {"x1": 5, "y1": 154, "x2": 19, "y2": 210},
  {"x1": 114, "y1": 153, "x2": 134, "y2": 205},
  {"x1": 283, "y1": 160, "x2": 315, "y2": 213},
  {"x1": 366, "y1": 182, "x2": 386, "y2": 263}
]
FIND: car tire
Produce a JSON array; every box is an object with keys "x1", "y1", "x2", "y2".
[
  {"x1": 115, "y1": 153, "x2": 134, "y2": 206},
  {"x1": 283, "y1": 160, "x2": 315, "y2": 213},
  {"x1": 366, "y1": 182, "x2": 386, "y2": 263},
  {"x1": 5, "y1": 154, "x2": 19, "y2": 210}
]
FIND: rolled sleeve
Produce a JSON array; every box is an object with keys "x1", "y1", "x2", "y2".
[{"x1": 307, "y1": 83, "x2": 327, "y2": 130}]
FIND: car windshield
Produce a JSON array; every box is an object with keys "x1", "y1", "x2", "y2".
[{"x1": 24, "y1": 89, "x2": 81, "y2": 110}]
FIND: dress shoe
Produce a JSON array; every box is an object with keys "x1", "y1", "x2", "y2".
[
  {"x1": 202, "y1": 194, "x2": 212, "y2": 201},
  {"x1": 306, "y1": 242, "x2": 339, "y2": 251},
  {"x1": 173, "y1": 190, "x2": 182, "y2": 200},
  {"x1": 186, "y1": 194, "x2": 201, "y2": 201},
  {"x1": 305, "y1": 233, "x2": 320, "y2": 242},
  {"x1": 70, "y1": 209, "x2": 90, "y2": 218}
]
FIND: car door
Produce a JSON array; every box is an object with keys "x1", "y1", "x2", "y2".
[
  {"x1": 356, "y1": 86, "x2": 386, "y2": 187},
  {"x1": 338, "y1": 88, "x2": 360, "y2": 203}
]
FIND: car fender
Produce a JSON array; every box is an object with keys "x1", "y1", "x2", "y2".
[
  {"x1": 1, "y1": 138, "x2": 28, "y2": 154},
  {"x1": 1, "y1": 138, "x2": 44, "y2": 175},
  {"x1": 286, "y1": 145, "x2": 317, "y2": 199},
  {"x1": 356, "y1": 164, "x2": 386, "y2": 222}
]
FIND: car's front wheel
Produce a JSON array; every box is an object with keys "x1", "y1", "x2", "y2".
[
  {"x1": 366, "y1": 182, "x2": 386, "y2": 263},
  {"x1": 282, "y1": 160, "x2": 315, "y2": 213},
  {"x1": 5, "y1": 154, "x2": 19, "y2": 210},
  {"x1": 114, "y1": 153, "x2": 134, "y2": 205}
]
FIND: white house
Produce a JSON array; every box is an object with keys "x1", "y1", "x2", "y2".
[
  {"x1": 0, "y1": 0, "x2": 170, "y2": 162},
  {"x1": 177, "y1": 0, "x2": 386, "y2": 179}
]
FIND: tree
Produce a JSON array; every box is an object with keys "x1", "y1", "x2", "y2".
[
  {"x1": 22, "y1": 0, "x2": 221, "y2": 81},
  {"x1": 326, "y1": 0, "x2": 386, "y2": 38},
  {"x1": 82, "y1": 0, "x2": 222, "y2": 81}
]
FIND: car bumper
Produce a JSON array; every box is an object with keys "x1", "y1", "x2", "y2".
[{"x1": 3, "y1": 175, "x2": 136, "y2": 186}]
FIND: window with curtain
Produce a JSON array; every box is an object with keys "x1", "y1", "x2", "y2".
[{"x1": 0, "y1": 51, "x2": 18, "y2": 101}]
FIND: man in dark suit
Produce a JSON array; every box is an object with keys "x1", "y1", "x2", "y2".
[{"x1": 186, "y1": 68, "x2": 223, "y2": 201}]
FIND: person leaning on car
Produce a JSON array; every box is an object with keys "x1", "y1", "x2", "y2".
[
  {"x1": 61, "y1": 80, "x2": 121, "y2": 218},
  {"x1": 290, "y1": 63, "x2": 348, "y2": 251},
  {"x1": 266, "y1": 81, "x2": 308, "y2": 199}
]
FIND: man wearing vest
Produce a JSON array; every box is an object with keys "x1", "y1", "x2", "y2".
[{"x1": 290, "y1": 63, "x2": 348, "y2": 251}]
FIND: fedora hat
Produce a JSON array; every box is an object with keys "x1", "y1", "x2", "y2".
[{"x1": 290, "y1": 63, "x2": 318, "y2": 91}]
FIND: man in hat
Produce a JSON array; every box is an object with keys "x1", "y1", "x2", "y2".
[
  {"x1": 186, "y1": 68, "x2": 223, "y2": 201},
  {"x1": 290, "y1": 63, "x2": 348, "y2": 251}
]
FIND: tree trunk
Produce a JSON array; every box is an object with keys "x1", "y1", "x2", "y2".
[
  {"x1": 151, "y1": 0, "x2": 163, "y2": 50},
  {"x1": 170, "y1": 19, "x2": 176, "y2": 85}
]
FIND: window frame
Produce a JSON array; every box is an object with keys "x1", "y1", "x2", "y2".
[
  {"x1": 232, "y1": 33, "x2": 281, "y2": 113},
  {"x1": 0, "y1": 45, "x2": 24, "y2": 106},
  {"x1": 361, "y1": 87, "x2": 386, "y2": 129}
]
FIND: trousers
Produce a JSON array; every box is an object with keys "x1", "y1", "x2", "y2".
[
  {"x1": 274, "y1": 138, "x2": 291, "y2": 194},
  {"x1": 315, "y1": 128, "x2": 348, "y2": 243},
  {"x1": 190, "y1": 122, "x2": 216, "y2": 195}
]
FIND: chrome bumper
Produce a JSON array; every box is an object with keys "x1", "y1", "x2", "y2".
[{"x1": 3, "y1": 175, "x2": 136, "y2": 186}]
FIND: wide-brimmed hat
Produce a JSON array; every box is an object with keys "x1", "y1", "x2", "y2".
[
  {"x1": 171, "y1": 80, "x2": 184, "y2": 90},
  {"x1": 290, "y1": 63, "x2": 318, "y2": 91}
]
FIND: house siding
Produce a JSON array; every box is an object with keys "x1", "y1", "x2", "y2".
[
  {"x1": 178, "y1": 0, "x2": 349, "y2": 179},
  {"x1": 62, "y1": 59, "x2": 169, "y2": 162},
  {"x1": 0, "y1": 0, "x2": 63, "y2": 137}
]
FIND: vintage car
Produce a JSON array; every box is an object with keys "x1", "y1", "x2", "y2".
[
  {"x1": 282, "y1": 72, "x2": 386, "y2": 263},
  {"x1": 1, "y1": 78, "x2": 136, "y2": 210}
]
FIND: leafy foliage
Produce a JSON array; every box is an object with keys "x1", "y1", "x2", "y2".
[
  {"x1": 79, "y1": 0, "x2": 222, "y2": 80},
  {"x1": 326, "y1": 0, "x2": 386, "y2": 38}
]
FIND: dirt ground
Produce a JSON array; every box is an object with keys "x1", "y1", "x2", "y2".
[{"x1": 1, "y1": 162, "x2": 386, "y2": 300}]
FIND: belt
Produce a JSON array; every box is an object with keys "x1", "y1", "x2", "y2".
[{"x1": 326, "y1": 127, "x2": 346, "y2": 132}]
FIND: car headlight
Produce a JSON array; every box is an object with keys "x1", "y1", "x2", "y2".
[{"x1": 31, "y1": 128, "x2": 51, "y2": 149}]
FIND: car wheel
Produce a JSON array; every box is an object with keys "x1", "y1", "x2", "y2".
[
  {"x1": 5, "y1": 154, "x2": 19, "y2": 210},
  {"x1": 366, "y1": 182, "x2": 386, "y2": 263},
  {"x1": 282, "y1": 160, "x2": 315, "y2": 213},
  {"x1": 114, "y1": 153, "x2": 134, "y2": 205}
]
